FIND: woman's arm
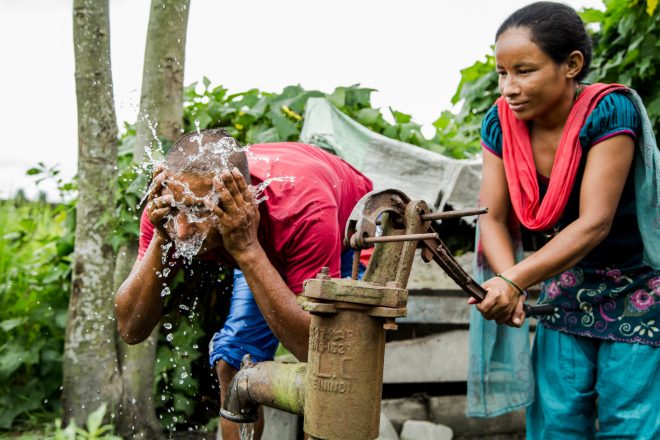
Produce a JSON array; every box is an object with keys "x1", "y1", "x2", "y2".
[
  {"x1": 476, "y1": 149, "x2": 526, "y2": 323},
  {"x1": 478, "y1": 134, "x2": 635, "y2": 323},
  {"x1": 479, "y1": 150, "x2": 517, "y2": 273}
]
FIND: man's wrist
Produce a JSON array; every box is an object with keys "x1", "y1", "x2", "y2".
[
  {"x1": 233, "y1": 244, "x2": 265, "y2": 267},
  {"x1": 153, "y1": 230, "x2": 171, "y2": 246}
]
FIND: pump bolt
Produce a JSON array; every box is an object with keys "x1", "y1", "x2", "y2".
[
  {"x1": 383, "y1": 319, "x2": 398, "y2": 331},
  {"x1": 317, "y1": 266, "x2": 331, "y2": 280}
]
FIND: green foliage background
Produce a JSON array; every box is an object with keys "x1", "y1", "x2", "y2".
[
  {"x1": 1, "y1": 0, "x2": 658, "y2": 433},
  {"x1": 431, "y1": 0, "x2": 660, "y2": 149}
]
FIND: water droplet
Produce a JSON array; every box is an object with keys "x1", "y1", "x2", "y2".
[
  {"x1": 166, "y1": 334, "x2": 174, "y2": 342},
  {"x1": 163, "y1": 322, "x2": 172, "y2": 330}
]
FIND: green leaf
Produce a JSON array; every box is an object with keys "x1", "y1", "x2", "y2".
[
  {"x1": 344, "y1": 85, "x2": 376, "y2": 109},
  {"x1": 579, "y1": 8, "x2": 605, "y2": 23},
  {"x1": 0, "y1": 341, "x2": 41, "y2": 380},
  {"x1": 390, "y1": 108, "x2": 412, "y2": 124},
  {"x1": 0, "y1": 317, "x2": 27, "y2": 332},
  {"x1": 172, "y1": 393, "x2": 194, "y2": 415},
  {"x1": 271, "y1": 113, "x2": 299, "y2": 140},
  {"x1": 355, "y1": 108, "x2": 381, "y2": 126},
  {"x1": 328, "y1": 87, "x2": 346, "y2": 108},
  {"x1": 26, "y1": 167, "x2": 41, "y2": 176},
  {"x1": 194, "y1": 111, "x2": 213, "y2": 129},
  {"x1": 617, "y1": 13, "x2": 635, "y2": 35},
  {"x1": 85, "y1": 403, "x2": 107, "y2": 434}
]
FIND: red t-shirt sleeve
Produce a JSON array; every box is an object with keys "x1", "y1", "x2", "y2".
[
  {"x1": 138, "y1": 209, "x2": 155, "y2": 260},
  {"x1": 275, "y1": 207, "x2": 343, "y2": 294}
]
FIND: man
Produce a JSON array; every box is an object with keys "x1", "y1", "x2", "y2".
[{"x1": 115, "y1": 128, "x2": 372, "y2": 439}]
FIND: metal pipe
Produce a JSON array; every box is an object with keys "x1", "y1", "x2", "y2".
[
  {"x1": 420, "y1": 207, "x2": 488, "y2": 221},
  {"x1": 304, "y1": 307, "x2": 385, "y2": 440},
  {"x1": 221, "y1": 360, "x2": 306, "y2": 423},
  {"x1": 362, "y1": 232, "x2": 438, "y2": 244}
]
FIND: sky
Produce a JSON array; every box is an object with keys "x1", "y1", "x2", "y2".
[{"x1": 0, "y1": 0, "x2": 604, "y2": 200}]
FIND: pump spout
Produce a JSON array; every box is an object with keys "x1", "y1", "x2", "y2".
[{"x1": 221, "y1": 355, "x2": 306, "y2": 423}]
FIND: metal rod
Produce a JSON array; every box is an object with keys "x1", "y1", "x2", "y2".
[
  {"x1": 420, "y1": 207, "x2": 488, "y2": 221},
  {"x1": 363, "y1": 232, "x2": 438, "y2": 244},
  {"x1": 351, "y1": 249, "x2": 361, "y2": 280}
]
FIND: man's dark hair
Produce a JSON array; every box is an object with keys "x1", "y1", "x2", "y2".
[
  {"x1": 496, "y1": 1, "x2": 592, "y2": 82},
  {"x1": 165, "y1": 128, "x2": 251, "y2": 183}
]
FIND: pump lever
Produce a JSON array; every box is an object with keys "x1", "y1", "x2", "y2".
[
  {"x1": 345, "y1": 189, "x2": 553, "y2": 318},
  {"x1": 418, "y1": 236, "x2": 553, "y2": 318}
]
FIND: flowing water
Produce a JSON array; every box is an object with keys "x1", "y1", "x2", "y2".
[{"x1": 239, "y1": 423, "x2": 255, "y2": 440}]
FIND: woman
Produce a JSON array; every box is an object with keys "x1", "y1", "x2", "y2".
[{"x1": 472, "y1": 2, "x2": 659, "y2": 439}]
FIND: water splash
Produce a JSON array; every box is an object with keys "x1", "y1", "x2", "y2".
[
  {"x1": 135, "y1": 129, "x2": 296, "y2": 267},
  {"x1": 145, "y1": 119, "x2": 165, "y2": 164},
  {"x1": 239, "y1": 423, "x2": 255, "y2": 440},
  {"x1": 252, "y1": 176, "x2": 296, "y2": 204}
]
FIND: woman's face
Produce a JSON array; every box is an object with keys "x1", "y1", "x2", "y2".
[{"x1": 495, "y1": 27, "x2": 575, "y2": 122}]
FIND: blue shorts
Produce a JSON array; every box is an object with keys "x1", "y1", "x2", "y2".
[
  {"x1": 209, "y1": 250, "x2": 364, "y2": 370},
  {"x1": 527, "y1": 325, "x2": 660, "y2": 439}
]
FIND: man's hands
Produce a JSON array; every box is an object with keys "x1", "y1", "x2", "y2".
[
  {"x1": 205, "y1": 168, "x2": 261, "y2": 259},
  {"x1": 469, "y1": 276, "x2": 526, "y2": 327},
  {"x1": 145, "y1": 166, "x2": 174, "y2": 241}
]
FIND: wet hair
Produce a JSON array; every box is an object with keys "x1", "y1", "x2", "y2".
[
  {"x1": 496, "y1": 1, "x2": 592, "y2": 82},
  {"x1": 166, "y1": 128, "x2": 251, "y2": 184}
]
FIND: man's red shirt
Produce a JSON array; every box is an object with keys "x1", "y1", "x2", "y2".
[{"x1": 139, "y1": 142, "x2": 373, "y2": 293}]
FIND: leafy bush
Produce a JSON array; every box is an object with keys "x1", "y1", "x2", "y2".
[
  {"x1": 584, "y1": 0, "x2": 660, "y2": 133},
  {"x1": 182, "y1": 81, "x2": 473, "y2": 157},
  {"x1": 0, "y1": 198, "x2": 74, "y2": 429},
  {"x1": 431, "y1": 0, "x2": 660, "y2": 150},
  {"x1": 432, "y1": 54, "x2": 498, "y2": 158}
]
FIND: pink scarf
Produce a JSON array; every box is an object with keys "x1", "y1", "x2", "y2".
[{"x1": 497, "y1": 83, "x2": 627, "y2": 231}]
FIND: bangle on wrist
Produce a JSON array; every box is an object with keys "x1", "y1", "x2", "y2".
[{"x1": 496, "y1": 273, "x2": 526, "y2": 296}]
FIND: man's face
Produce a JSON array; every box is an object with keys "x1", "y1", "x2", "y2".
[{"x1": 160, "y1": 172, "x2": 222, "y2": 257}]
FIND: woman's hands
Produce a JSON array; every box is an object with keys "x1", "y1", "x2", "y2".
[
  {"x1": 205, "y1": 168, "x2": 261, "y2": 260},
  {"x1": 470, "y1": 275, "x2": 526, "y2": 327}
]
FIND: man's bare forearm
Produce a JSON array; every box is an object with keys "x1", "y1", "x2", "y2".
[
  {"x1": 234, "y1": 245, "x2": 311, "y2": 362},
  {"x1": 115, "y1": 234, "x2": 177, "y2": 344}
]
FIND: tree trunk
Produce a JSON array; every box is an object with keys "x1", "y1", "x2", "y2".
[
  {"x1": 113, "y1": 1, "x2": 190, "y2": 437},
  {"x1": 63, "y1": 0, "x2": 121, "y2": 425},
  {"x1": 134, "y1": 0, "x2": 190, "y2": 163}
]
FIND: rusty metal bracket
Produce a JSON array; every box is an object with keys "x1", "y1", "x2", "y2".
[{"x1": 346, "y1": 189, "x2": 553, "y2": 318}]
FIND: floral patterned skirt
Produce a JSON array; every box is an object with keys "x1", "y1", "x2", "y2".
[{"x1": 538, "y1": 265, "x2": 659, "y2": 346}]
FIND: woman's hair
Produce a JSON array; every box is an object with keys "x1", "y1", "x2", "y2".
[{"x1": 496, "y1": 1, "x2": 592, "y2": 82}]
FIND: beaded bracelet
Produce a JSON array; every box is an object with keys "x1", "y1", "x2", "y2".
[{"x1": 496, "y1": 273, "x2": 527, "y2": 297}]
